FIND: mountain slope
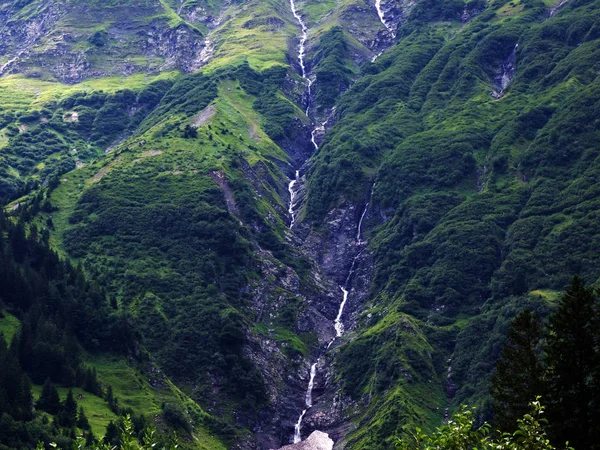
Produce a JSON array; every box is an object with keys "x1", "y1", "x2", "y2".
[
  {"x1": 0, "y1": 0, "x2": 599, "y2": 448},
  {"x1": 302, "y1": 0, "x2": 600, "y2": 446}
]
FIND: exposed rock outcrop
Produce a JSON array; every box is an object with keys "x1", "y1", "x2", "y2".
[{"x1": 275, "y1": 431, "x2": 334, "y2": 450}]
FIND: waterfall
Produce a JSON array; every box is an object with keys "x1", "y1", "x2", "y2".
[
  {"x1": 493, "y1": 44, "x2": 518, "y2": 98},
  {"x1": 293, "y1": 362, "x2": 317, "y2": 443},
  {"x1": 288, "y1": 170, "x2": 300, "y2": 228},
  {"x1": 356, "y1": 203, "x2": 369, "y2": 243},
  {"x1": 289, "y1": 0, "x2": 310, "y2": 82},
  {"x1": 306, "y1": 363, "x2": 317, "y2": 407},
  {"x1": 287, "y1": 0, "x2": 315, "y2": 228},
  {"x1": 293, "y1": 409, "x2": 308, "y2": 443},
  {"x1": 311, "y1": 117, "x2": 329, "y2": 151},
  {"x1": 288, "y1": 1, "x2": 374, "y2": 443},
  {"x1": 501, "y1": 44, "x2": 518, "y2": 91},
  {"x1": 293, "y1": 198, "x2": 372, "y2": 442},
  {"x1": 334, "y1": 288, "x2": 349, "y2": 338},
  {"x1": 375, "y1": 0, "x2": 395, "y2": 37}
]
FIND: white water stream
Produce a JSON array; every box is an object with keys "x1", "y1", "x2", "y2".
[
  {"x1": 287, "y1": 0, "x2": 321, "y2": 229},
  {"x1": 289, "y1": 0, "x2": 314, "y2": 115},
  {"x1": 288, "y1": 170, "x2": 300, "y2": 229},
  {"x1": 375, "y1": 0, "x2": 395, "y2": 37},
  {"x1": 293, "y1": 200, "x2": 371, "y2": 443},
  {"x1": 287, "y1": 0, "x2": 374, "y2": 442},
  {"x1": 371, "y1": 0, "x2": 395, "y2": 62}
]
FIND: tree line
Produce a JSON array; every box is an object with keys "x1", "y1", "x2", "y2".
[{"x1": 0, "y1": 208, "x2": 137, "y2": 448}]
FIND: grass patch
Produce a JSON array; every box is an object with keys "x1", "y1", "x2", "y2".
[
  {"x1": 0, "y1": 72, "x2": 179, "y2": 110},
  {"x1": 528, "y1": 289, "x2": 560, "y2": 304},
  {"x1": 31, "y1": 384, "x2": 118, "y2": 437},
  {"x1": 0, "y1": 311, "x2": 20, "y2": 344}
]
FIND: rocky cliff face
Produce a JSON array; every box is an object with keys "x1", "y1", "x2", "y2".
[
  {"x1": 0, "y1": 0, "x2": 214, "y2": 82},
  {"x1": 293, "y1": 202, "x2": 375, "y2": 445},
  {"x1": 276, "y1": 431, "x2": 334, "y2": 450}
]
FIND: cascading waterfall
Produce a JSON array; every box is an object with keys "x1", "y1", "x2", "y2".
[
  {"x1": 288, "y1": 170, "x2": 300, "y2": 229},
  {"x1": 371, "y1": 0, "x2": 395, "y2": 62},
  {"x1": 500, "y1": 44, "x2": 518, "y2": 91},
  {"x1": 375, "y1": 0, "x2": 395, "y2": 37},
  {"x1": 287, "y1": 0, "x2": 321, "y2": 228},
  {"x1": 287, "y1": 0, "x2": 373, "y2": 442},
  {"x1": 310, "y1": 118, "x2": 327, "y2": 151},
  {"x1": 292, "y1": 362, "x2": 318, "y2": 443},
  {"x1": 289, "y1": 0, "x2": 313, "y2": 115},
  {"x1": 356, "y1": 203, "x2": 369, "y2": 244},
  {"x1": 492, "y1": 44, "x2": 518, "y2": 99},
  {"x1": 293, "y1": 199, "x2": 372, "y2": 442}
]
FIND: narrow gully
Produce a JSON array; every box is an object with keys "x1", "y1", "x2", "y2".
[
  {"x1": 286, "y1": 0, "x2": 374, "y2": 443},
  {"x1": 292, "y1": 199, "x2": 371, "y2": 443},
  {"x1": 287, "y1": 0, "x2": 320, "y2": 229}
]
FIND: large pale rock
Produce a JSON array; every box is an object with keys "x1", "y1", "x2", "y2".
[{"x1": 274, "y1": 431, "x2": 334, "y2": 450}]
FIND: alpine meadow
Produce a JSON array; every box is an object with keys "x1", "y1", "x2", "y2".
[{"x1": 0, "y1": 0, "x2": 600, "y2": 448}]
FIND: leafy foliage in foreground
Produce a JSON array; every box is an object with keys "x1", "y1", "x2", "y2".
[{"x1": 397, "y1": 400, "x2": 570, "y2": 450}]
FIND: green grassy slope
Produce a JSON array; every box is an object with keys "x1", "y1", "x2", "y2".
[{"x1": 22, "y1": 60, "x2": 312, "y2": 444}]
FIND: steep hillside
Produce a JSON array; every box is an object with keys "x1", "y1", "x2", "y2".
[
  {"x1": 302, "y1": 0, "x2": 600, "y2": 446},
  {"x1": 0, "y1": 0, "x2": 599, "y2": 447}
]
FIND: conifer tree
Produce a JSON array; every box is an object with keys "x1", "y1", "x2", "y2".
[
  {"x1": 36, "y1": 378, "x2": 61, "y2": 415},
  {"x1": 58, "y1": 389, "x2": 78, "y2": 427},
  {"x1": 545, "y1": 276, "x2": 600, "y2": 449},
  {"x1": 491, "y1": 309, "x2": 545, "y2": 431},
  {"x1": 104, "y1": 420, "x2": 120, "y2": 446},
  {"x1": 9, "y1": 221, "x2": 27, "y2": 263},
  {"x1": 77, "y1": 406, "x2": 90, "y2": 430},
  {"x1": 0, "y1": 335, "x2": 33, "y2": 421}
]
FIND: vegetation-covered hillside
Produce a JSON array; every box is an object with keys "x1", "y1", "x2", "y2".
[
  {"x1": 0, "y1": 0, "x2": 599, "y2": 447},
  {"x1": 304, "y1": 0, "x2": 600, "y2": 446}
]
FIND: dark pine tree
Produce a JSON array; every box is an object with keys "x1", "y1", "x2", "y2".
[
  {"x1": 36, "y1": 378, "x2": 61, "y2": 415},
  {"x1": 0, "y1": 335, "x2": 33, "y2": 421},
  {"x1": 9, "y1": 221, "x2": 27, "y2": 263},
  {"x1": 83, "y1": 367, "x2": 102, "y2": 396},
  {"x1": 77, "y1": 406, "x2": 91, "y2": 430},
  {"x1": 104, "y1": 420, "x2": 120, "y2": 446},
  {"x1": 491, "y1": 309, "x2": 545, "y2": 431},
  {"x1": 58, "y1": 389, "x2": 78, "y2": 427},
  {"x1": 545, "y1": 276, "x2": 600, "y2": 449}
]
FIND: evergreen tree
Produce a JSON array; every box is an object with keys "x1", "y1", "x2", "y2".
[
  {"x1": 77, "y1": 406, "x2": 90, "y2": 430},
  {"x1": 9, "y1": 221, "x2": 27, "y2": 263},
  {"x1": 491, "y1": 309, "x2": 545, "y2": 431},
  {"x1": 36, "y1": 378, "x2": 61, "y2": 414},
  {"x1": 105, "y1": 384, "x2": 119, "y2": 412},
  {"x1": 58, "y1": 389, "x2": 78, "y2": 427},
  {"x1": 545, "y1": 276, "x2": 600, "y2": 449},
  {"x1": 104, "y1": 420, "x2": 120, "y2": 446},
  {"x1": 0, "y1": 335, "x2": 33, "y2": 421},
  {"x1": 83, "y1": 367, "x2": 101, "y2": 396}
]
